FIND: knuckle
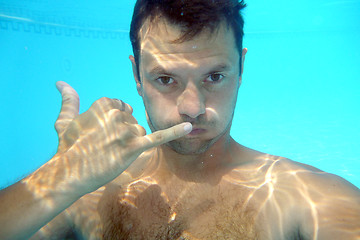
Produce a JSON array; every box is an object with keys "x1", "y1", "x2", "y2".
[
  {"x1": 133, "y1": 124, "x2": 146, "y2": 136},
  {"x1": 62, "y1": 94, "x2": 72, "y2": 103},
  {"x1": 97, "y1": 97, "x2": 111, "y2": 106},
  {"x1": 113, "y1": 99, "x2": 133, "y2": 113},
  {"x1": 92, "y1": 97, "x2": 113, "y2": 112},
  {"x1": 129, "y1": 115, "x2": 138, "y2": 124},
  {"x1": 55, "y1": 118, "x2": 70, "y2": 131},
  {"x1": 100, "y1": 96, "x2": 111, "y2": 102},
  {"x1": 155, "y1": 132, "x2": 164, "y2": 142},
  {"x1": 127, "y1": 104, "x2": 134, "y2": 114},
  {"x1": 54, "y1": 121, "x2": 64, "y2": 133},
  {"x1": 172, "y1": 127, "x2": 177, "y2": 136},
  {"x1": 138, "y1": 125, "x2": 146, "y2": 136},
  {"x1": 108, "y1": 108, "x2": 121, "y2": 118},
  {"x1": 55, "y1": 119, "x2": 64, "y2": 128},
  {"x1": 110, "y1": 110, "x2": 129, "y2": 124},
  {"x1": 112, "y1": 125, "x2": 137, "y2": 148}
]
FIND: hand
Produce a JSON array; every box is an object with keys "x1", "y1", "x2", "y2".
[{"x1": 52, "y1": 81, "x2": 192, "y2": 196}]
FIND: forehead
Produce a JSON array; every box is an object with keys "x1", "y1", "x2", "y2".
[{"x1": 138, "y1": 18, "x2": 239, "y2": 66}]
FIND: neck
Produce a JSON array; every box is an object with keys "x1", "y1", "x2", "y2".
[{"x1": 157, "y1": 132, "x2": 237, "y2": 184}]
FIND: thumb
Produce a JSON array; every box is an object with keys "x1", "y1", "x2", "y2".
[
  {"x1": 54, "y1": 81, "x2": 80, "y2": 136},
  {"x1": 139, "y1": 122, "x2": 192, "y2": 151}
]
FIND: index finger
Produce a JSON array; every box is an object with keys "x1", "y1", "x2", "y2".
[
  {"x1": 140, "y1": 122, "x2": 192, "y2": 150},
  {"x1": 55, "y1": 81, "x2": 80, "y2": 135}
]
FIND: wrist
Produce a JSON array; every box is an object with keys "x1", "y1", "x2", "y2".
[{"x1": 21, "y1": 154, "x2": 85, "y2": 207}]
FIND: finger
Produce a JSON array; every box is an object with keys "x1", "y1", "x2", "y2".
[
  {"x1": 112, "y1": 99, "x2": 133, "y2": 114},
  {"x1": 110, "y1": 109, "x2": 138, "y2": 125},
  {"x1": 92, "y1": 98, "x2": 133, "y2": 115},
  {"x1": 140, "y1": 122, "x2": 192, "y2": 150},
  {"x1": 55, "y1": 81, "x2": 80, "y2": 135},
  {"x1": 126, "y1": 123, "x2": 146, "y2": 136}
]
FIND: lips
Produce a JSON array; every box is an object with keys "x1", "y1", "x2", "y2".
[{"x1": 188, "y1": 128, "x2": 206, "y2": 136}]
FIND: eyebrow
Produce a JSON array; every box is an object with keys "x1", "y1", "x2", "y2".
[
  {"x1": 207, "y1": 64, "x2": 231, "y2": 73},
  {"x1": 148, "y1": 66, "x2": 178, "y2": 77},
  {"x1": 147, "y1": 63, "x2": 232, "y2": 77}
]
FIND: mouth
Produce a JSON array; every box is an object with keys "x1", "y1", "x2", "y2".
[{"x1": 188, "y1": 128, "x2": 206, "y2": 136}]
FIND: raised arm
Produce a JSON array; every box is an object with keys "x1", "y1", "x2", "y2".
[{"x1": 0, "y1": 81, "x2": 192, "y2": 240}]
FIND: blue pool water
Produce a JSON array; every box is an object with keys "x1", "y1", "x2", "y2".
[{"x1": 0, "y1": 0, "x2": 359, "y2": 189}]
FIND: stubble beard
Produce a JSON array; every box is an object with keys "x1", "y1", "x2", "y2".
[
  {"x1": 165, "y1": 137, "x2": 216, "y2": 155},
  {"x1": 146, "y1": 112, "x2": 234, "y2": 156}
]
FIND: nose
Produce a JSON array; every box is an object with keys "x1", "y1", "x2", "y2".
[{"x1": 177, "y1": 83, "x2": 206, "y2": 119}]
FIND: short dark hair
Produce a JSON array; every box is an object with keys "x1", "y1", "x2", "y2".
[{"x1": 130, "y1": 0, "x2": 246, "y2": 80}]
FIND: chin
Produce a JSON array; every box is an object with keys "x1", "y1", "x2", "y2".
[{"x1": 166, "y1": 137, "x2": 216, "y2": 155}]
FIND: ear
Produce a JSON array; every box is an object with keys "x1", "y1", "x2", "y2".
[
  {"x1": 239, "y1": 48, "x2": 247, "y2": 85},
  {"x1": 129, "y1": 55, "x2": 142, "y2": 96}
]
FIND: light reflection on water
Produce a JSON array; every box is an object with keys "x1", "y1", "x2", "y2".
[
  {"x1": 28, "y1": 148, "x2": 360, "y2": 239},
  {"x1": 1, "y1": 0, "x2": 359, "y2": 190},
  {"x1": 1, "y1": 1, "x2": 360, "y2": 239}
]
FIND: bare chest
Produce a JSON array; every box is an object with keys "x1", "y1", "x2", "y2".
[{"x1": 96, "y1": 182, "x2": 259, "y2": 240}]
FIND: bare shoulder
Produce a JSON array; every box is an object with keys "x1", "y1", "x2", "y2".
[
  {"x1": 229, "y1": 146, "x2": 360, "y2": 239},
  {"x1": 263, "y1": 156, "x2": 360, "y2": 239},
  {"x1": 261, "y1": 156, "x2": 360, "y2": 211},
  {"x1": 272, "y1": 157, "x2": 360, "y2": 196}
]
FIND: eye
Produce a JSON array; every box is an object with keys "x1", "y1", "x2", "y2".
[
  {"x1": 156, "y1": 76, "x2": 175, "y2": 85},
  {"x1": 206, "y1": 73, "x2": 224, "y2": 83}
]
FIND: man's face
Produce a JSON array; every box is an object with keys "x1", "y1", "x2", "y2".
[{"x1": 131, "y1": 19, "x2": 245, "y2": 155}]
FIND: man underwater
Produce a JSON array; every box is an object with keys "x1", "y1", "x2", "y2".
[{"x1": 1, "y1": 0, "x2": 359, "y2": 239}]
